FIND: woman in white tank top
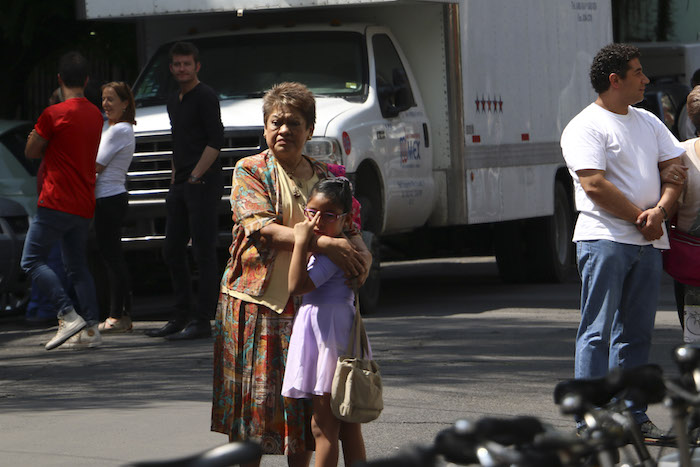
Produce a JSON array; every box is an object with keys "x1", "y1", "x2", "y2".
[{"x1": 95, "y1": 82, "x2": 136, "y2": 333}]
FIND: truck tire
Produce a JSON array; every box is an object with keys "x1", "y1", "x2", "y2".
[
  {"x1": 535, "y1": 181, "x2": 575, "y2": 282},
  {"x1": 494, "y1": 220, "x2": 528, "y2": 283},
  {"x1": 355, "y1": 166, "x2": 382, "y2": 235},
  {"x1": 359, "y1": 230, "x2": 381, "y2": 314},
  {"x1": 494, "y1": 181, "x2": 574, "y2": 283}
]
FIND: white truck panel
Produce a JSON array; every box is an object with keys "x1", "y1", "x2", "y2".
[
  {"x1": 82, "y1": 0, "x2": 612, "y2": 256},
  {"x1": 462, "y1": 0, "x2": 610, "y2": 224},
  {"x1": 467, "y1": 164, "x2": 559, "y2": 224},
  {"x1": 80, "y1": 0, "x2": 462, "y2": 19},
  {"x1": 463, "y1": 0, "x2": 608, "y2": 145},
  {"x1": 347, "y1": 5, "x2": 450, "y2": 170}
]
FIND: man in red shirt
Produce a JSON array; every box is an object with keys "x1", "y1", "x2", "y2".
[{"x1": 22, "y1": 51, "x2": 104, "y2": 350}]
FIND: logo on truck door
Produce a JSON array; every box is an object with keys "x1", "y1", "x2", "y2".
[{"x1": 400, "y1": 133, "x2": 420, "y2": 166}]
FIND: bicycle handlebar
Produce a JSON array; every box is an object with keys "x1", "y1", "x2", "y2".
[
  {"x1": 128, "y1": 441, "x2": 262, "y2": 467},
  {"x1": 554, "y1": 364, "x2": 665, "y2": 416}
]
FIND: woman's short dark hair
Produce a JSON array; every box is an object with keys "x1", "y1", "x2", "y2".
[
  {"x1": 262, "y1": 82, "x2": 316, "y2": 129},
  {"x1": 58, "y1": 51, "x2": 89, "y2": 88},
  {"x1": 102, "y1": 81, "x2": 137, "y2": 125},
  {"x1": 589, "y1": 43, "x2": 641, "y2": 94},
  {"x1": 310, "y1": 178, "x2": 353, "y2": 214},
  {"x1": 687, "y1": 85, "x2": 700, "y2": 135},
  {"x1": 169, "y1": 41, "x2": 200, "y2": 63}
]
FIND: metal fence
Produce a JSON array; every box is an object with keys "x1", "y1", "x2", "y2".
[{"x1": 22, "y1": 52, "x2": 137, "y2": 121}]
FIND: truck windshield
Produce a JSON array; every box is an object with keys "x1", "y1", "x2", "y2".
[{"x1": 134, "y1": 31, "x2": 367, "y2": 106}]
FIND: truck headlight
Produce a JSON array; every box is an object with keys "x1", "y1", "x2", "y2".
[{"x1": 305, "y1": 138, "x2": 343, "y2": 165}]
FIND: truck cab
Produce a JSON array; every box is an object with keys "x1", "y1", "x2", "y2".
[{"x1": 125, "y1": 24, "x2": 434, "y2": 249}]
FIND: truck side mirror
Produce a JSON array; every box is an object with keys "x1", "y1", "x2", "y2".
[{"x1": 377, "y1": 69, "x2": 414, "y2": 118}]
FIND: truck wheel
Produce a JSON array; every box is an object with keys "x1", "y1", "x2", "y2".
[
  {"x1": 355, "y1": 166, "x2": 382, "y2": 235},
  {"x1": 494, "y1": 221, "x2": 528, "y2": 283},
  {"x1": 494, "y1": 181, "x2": 574, "y2": 283},
  {"x1": 536, "y1": 181, "x2": 575, "y2": 282},
  {"x1": 359, "y1": 230, "x2": 381, "y2": 314}
]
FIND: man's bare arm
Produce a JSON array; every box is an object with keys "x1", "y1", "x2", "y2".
[
  {"x1": 188, "y1": 146, "x2": 220, "y2": 182},
  {"x1": 25, "y1": 129, "x2": 48, "y2": 159},
  {"x1": 577, "y1": 169, "x2": 643, "y2": 223},
  {"x1": 657, "y1": 157, "x2": 684, "y2": 210}
]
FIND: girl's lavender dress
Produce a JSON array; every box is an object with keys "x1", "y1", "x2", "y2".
[{"x1": 282, "y1": 253, "x2": 365, "y2": 397}]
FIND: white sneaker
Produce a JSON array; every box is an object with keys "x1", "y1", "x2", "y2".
[
  {"x1": 62, "y1": 325, "x2": 102, "y2": 350},
  {"x1": 45, "y1": 309, "x2": 86, "y2": 350}
]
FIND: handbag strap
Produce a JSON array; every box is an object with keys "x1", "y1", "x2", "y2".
[{"x1": 346, "y1": 289, "x2": 370, "y2": 358}]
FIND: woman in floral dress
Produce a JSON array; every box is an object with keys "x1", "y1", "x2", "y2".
[{"x1": 211, "y1": 82, "x2": 370, "y2": 466}]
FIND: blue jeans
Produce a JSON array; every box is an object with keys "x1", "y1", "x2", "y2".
[
  {"x1": 21, "y1": 207, "x2": 99, "y2": 326},
  {"x1": 575, "y1": 240, "x2": 662, "y2": 424}
]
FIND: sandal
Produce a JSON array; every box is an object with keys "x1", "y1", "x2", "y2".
[{"x1": 98, "y1": 316, "x2": 133, "y2": 333}]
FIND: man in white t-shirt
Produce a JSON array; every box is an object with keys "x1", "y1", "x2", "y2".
[{"x1": 561, "y1": 43, "x2": 685, "y2": 440}]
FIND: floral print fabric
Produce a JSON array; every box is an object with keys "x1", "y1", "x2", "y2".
[
  {"x1": 211, "y1": 295, "x2": 314, "y2": 454},
  {"x1": 212, "y1": 151, "x2": 362, "y2": 454},
  {"x1": 223, "y1": 151, "x2": 360, "y2": 297}
]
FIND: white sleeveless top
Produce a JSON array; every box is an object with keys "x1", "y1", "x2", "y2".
[{"x1": 95, "y1": 122, "x2": 134, "y2": 199}]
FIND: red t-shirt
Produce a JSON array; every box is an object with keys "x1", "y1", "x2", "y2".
[{"x1": 34, "y1": 97, "x2": 103, "y2": 218}]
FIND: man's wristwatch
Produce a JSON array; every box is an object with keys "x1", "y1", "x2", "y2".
[
  {"x1": 656, "y1": 204, "x2": 668, "y2": 221},
  {"x1": 189, "y1": 174, "x2": 202, "y2": 184}
]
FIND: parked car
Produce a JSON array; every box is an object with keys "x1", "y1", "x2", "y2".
[
  {"x1": 0, "y1": 120, "x2": 38, "y2": 313},
  {"x1": 635, "y1": 79, "x2": 691, "y2": 139}
]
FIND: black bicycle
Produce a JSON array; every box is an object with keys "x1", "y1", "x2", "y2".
[{"x1": 127, "y1": 441, "x2": 262, "y2": 467}]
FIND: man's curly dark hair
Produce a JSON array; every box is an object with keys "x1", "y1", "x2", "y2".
[{"x1": 589, "y1": 43, "x2": 641, "y2": 94}]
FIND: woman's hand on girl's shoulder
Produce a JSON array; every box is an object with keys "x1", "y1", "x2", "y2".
[{"x1": 319, "y1": 236, "x2": 366, "y2": 281}]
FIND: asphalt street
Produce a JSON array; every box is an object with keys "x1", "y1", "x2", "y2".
[{"x1": 0, "y1": 257, "x2": 688, "y2": 466}]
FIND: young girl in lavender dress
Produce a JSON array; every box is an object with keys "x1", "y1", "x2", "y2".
[{"x1": 282, "y1": 178, "x2": 369, "y2": 467}]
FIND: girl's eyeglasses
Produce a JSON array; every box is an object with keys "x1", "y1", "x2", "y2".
[{"x1": 304, "y1": 208, "x2": 348, "y2": 223}]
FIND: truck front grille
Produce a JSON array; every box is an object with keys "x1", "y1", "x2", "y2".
[{"x1": 123, "y1": 128, "x2": 266, "y2": 246}]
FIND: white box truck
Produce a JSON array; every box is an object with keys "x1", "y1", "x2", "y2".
[{"x1": 79, "y1": 0, "x2": 612, "y2": 310}]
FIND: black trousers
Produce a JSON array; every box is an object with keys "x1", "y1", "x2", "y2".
[
  {"x1": 95, "y1": 192, "x2": 132, "y2": 319},
  {"x1": 163, "y1": 169, "x2": 224, "y2": 323}
]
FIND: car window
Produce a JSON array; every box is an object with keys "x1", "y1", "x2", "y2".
[
  {"x1": 134, "y1": 31, "x2": 368, "y2": 105},
  {"x1": 660, "y1": 93, "x2": 677, "y2": 132},
  {"x1": 0, "y1": 123, "x2": 40, "y2": 176},
  {"x1": 372, "y1": 34, "x2": 416, "y2": 118}
]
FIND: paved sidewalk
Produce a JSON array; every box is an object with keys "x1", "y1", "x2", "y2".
[
  {"x1": 0, "y1": 319, "x2": 226, "y2": 466},
  {"x1": 0, "y1": 259, "x2": 688, "y2": 466}
]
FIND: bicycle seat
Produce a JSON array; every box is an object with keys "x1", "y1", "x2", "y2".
[
  {"x1": 128, "y1": 441, "x2": 262, "y2": 467},
  {"x1": 606, "y1": 364, "x2": 666, "y2": 405},
  {"x1": 554, "y1": 377, "x2": 614, "y2": 410},
  {"x1": 554, "y1": 364, "x2": 666, "y2": 412},
  {"x1": 473, "y1": 416, "x2": 546, "y2": 445}
]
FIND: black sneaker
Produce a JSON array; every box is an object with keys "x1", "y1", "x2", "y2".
[{"x1": 639, "y1": 420, "x2": 675, "y2": 445}]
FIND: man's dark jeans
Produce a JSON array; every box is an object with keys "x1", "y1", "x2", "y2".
[
  {"x1": 21, "y1": 207, "x2": 100, "y2": 326},
  {"x1": 163, "y1": 169, "x2": 224, "y2": 324}
]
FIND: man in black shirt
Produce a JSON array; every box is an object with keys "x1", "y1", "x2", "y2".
[{"x1": 146, "y1": 41, "x2": 224, "y2": 340}]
